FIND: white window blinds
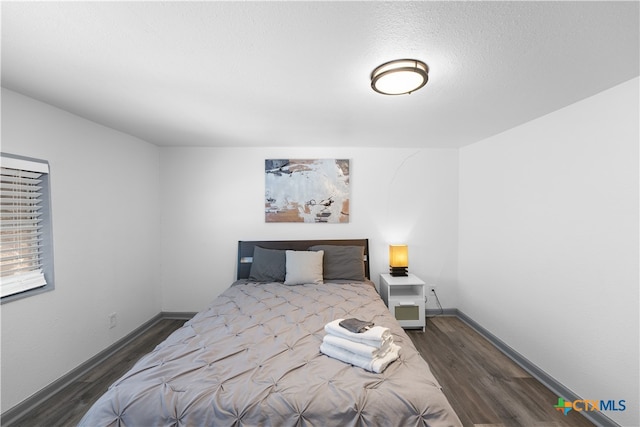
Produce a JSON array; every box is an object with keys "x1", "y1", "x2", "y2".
[{"x1": 0, "y1": 157, "x2": 50, "y2": 298}]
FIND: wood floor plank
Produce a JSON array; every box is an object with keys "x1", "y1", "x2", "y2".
[
  {"x1": 410, "y1": 317, "x2": 505, "y2": 425},
  {"x1": 407, "y1": 316, "x2": 594, "y2": 427}
]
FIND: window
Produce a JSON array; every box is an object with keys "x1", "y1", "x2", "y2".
[{"x1": 1, "y1": 153, "x2": 54, "y2": 303}]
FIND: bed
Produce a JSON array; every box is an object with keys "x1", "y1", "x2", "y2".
[{"x1": 79, "y1": 239, "x2": 461, "y2": 426}]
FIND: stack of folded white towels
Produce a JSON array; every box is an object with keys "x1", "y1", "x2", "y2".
[{"x1": 320, "y1": 318, "x2": 401, "y2": 373}]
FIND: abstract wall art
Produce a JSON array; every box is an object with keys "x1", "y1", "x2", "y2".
[{"x1": 265, "y1": 159, "x2": 350, "y2": 223}]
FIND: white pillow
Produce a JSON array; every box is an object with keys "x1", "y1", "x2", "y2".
[{"x1": 284, "y1": 250, "x2": 324, "y2": 285}]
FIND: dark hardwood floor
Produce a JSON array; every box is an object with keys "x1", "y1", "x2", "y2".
[
  {"x1": 5, "y1": 316, "x2": 594, "y2": 427},
  {"x1": 406, "y1": 316, "x2": 594, "y2": 427}
]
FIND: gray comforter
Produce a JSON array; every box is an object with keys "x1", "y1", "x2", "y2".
[{"x1": 79, "y1": 280, "x2": 462, "y2": 426}]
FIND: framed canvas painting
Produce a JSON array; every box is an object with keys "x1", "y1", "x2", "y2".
[{"x1": 265, "y1": 159, "x2": 350, "y2": 223}]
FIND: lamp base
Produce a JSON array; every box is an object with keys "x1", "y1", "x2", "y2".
[{"x1": 390, "y1": 267, "x2": 408, "y2": 277}]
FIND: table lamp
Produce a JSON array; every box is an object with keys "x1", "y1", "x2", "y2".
[{"x1": 389, "y1": 244, "x2": 408, "y2": 276}]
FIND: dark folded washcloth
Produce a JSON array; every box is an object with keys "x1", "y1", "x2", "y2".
[{"x1": 339, "y1": 318, "x2": 374, "y2": 333}]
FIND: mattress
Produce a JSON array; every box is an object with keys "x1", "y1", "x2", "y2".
[{"x1": 79, "y1": 280, "x2": 461, "y2": 426}]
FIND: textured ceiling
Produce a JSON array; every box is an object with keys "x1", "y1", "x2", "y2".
[{"x1": 1, "y1": 1, "x2": 638, "y2": 148}]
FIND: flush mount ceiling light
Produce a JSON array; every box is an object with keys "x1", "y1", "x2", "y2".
[{"x1": 370, "y1": 59, "x2": 429, "y2": 95}]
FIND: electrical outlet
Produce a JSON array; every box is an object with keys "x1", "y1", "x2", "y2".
[
  {"x1": 108, "y1": 312, "x2": 117, "y2": 329},
  {"x1": 428, "y1": 285, "x2": 437, "y2": 295}
]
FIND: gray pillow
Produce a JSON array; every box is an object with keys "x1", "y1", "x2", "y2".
[
  {"x1": 308, "y1": 245, "x2": 365, "y2": 281},
  {"x1": 248, "y1": 246, "x2": 286, "y2": 282}
]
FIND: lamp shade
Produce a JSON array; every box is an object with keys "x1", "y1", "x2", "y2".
[
  {"x1": 389, "y1": 245, "x2": 408, "y2": 276},
  {"x1": 389, "y1": 245, "x2": 408, "y2": 268}
]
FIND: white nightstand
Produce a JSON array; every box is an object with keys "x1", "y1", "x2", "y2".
[{"x1": 380, "y1": 273, "x2": 425, "y2": 331}]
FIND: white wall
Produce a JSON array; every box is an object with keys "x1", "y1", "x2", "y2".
[
  {"x1": 159, "y1": 147, "x2": 459, "y2": 312},
  {"x1": 459, "y1": 77, "x2": 639, "y2": 426},
  {"x1": 0, "y1": 89, "x2": 162, "y2": 412},
  {"x1": 5, "y1": 77, "x2": 635, "y2": 424}
]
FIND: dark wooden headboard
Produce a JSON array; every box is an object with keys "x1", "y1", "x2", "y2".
[{"x1": 237, "y1": 239, "x2": 370, "y2": 280}]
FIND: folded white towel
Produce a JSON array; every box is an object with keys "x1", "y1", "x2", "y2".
[
  {"x1": 323, "y1": 334, "x2": 391, "y2": 359},
  {"x1": 324, "y1": 319, "x2": 391, "y2": 348},
  {"x1": 320, "y1": 341, "x2": 401, "y2": 374}
]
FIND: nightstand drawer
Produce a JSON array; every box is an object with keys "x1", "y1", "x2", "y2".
[
  {"x1": 380, "y1": 273, "x2": 425, "y2": 331},
  {"x1": 389, "y1": 300, "x2": 424, "y2": 328}
]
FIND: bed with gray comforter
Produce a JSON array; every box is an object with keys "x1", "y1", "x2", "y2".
[{"x1": 79, "y1": 279, "x2": 461, "y2": 426}]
